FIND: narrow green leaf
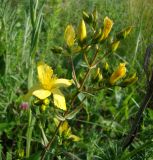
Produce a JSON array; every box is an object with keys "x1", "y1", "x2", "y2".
[{"x1": 6, "y1": 152, "x2": 12, "y2": 160}]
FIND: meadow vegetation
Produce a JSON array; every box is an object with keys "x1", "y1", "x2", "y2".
[{"x1": 0, "y1": 0, "x2": 153, "y2": 159}]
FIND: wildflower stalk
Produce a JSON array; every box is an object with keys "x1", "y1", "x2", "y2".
[
  {"x1": 40, "y1": 121, "x2": 62, "y2": 160},
  {"x1": 40, "y1": 46, "x2": 101, "y2": 160},
  {"x1": 80, "y1": 47, "x2": 99, "y2": 90}
]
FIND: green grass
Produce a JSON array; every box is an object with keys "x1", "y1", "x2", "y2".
[{"x1": 0, "y1": 0, "x2": 153, "y2": 159}]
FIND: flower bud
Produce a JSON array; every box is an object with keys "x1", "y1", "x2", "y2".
[
  {"x1": 92, "y1": 28, "x2": 102, "y2": 43},
  {"x1": 121, "y1": 73, "x2": 138, "y2": 87},
  {"x1": 20, "y1": 102, "x2": 29, "y2": 110},
  {"x1": 111, "y1": 40, "x2": 120, "y2": 52},
  {"x1": 78, "y1": 19, "x2": 87, "y2": 43},
  {"x1": 71, "y1": 46, "x2": 81, "y2": 54},
  {"x1": 17, "y1": 149, "x2": 24, "y2": 158},
  {"x1": 51, "y1": 46, "x2": 63, "y2": 54},
  {"x1": 40, "y1": 104, "x2": 47, "y2": 112},
  {"x1": 43, "y1": 98, "x2": 50, "y2": 105},
  {"x1": 110, "y1": 63, "x2": 126, "y2": 85},
  {"x1": 83, "y1": 11, "x2": 90, "y2": 23},
  {"x1": 99, "y1": 17, "x2": 113, "y2": 41},
  {"x1": 64, "y1": 25, "x2": 75, "y2": 47},
  {"x1": 94, "y1": 68, "x2": 103, "y2": 83},
  {"x1": 103, "y1": 62, "x2": 109, "y2": 71},
  {"x1": 93, "y1": 7, "x2": 98, "y2": 22},
  {"x1": 116, "y1": 26, "x2": 132, "y2": 40}
]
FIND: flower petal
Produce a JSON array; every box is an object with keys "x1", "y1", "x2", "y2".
[
  {"x1": 23, "y1": 84, "x2": 41, "y2": 101},
  {"x1": 37, "y1": 61, "x2": 53, "y2": 89},
  {"x1": 33, "y1": 89, "x2": 51, "y2": 100},
  {"x1": 52, "y1": 79, "x2": 73, "y2": 89},
  {"x1": 52, "y1": 89, "x2": 67, "y2": 110}
]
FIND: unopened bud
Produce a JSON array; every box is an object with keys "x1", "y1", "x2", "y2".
[
  {"x1": 110, "y1": 63, "x2": 126, "y2": 85},
  {"x1": 92, "y1": 28, "x2": 102, "y2": 43},
  {"x1": 121, "y1": 73, "x2": 138, "y2": 87},
  {"x1": 111, "y1": 40, "x2": 120, "y2": 52},
  {"x1": 116, "y1": 26, "x2": 132, "y2": 40},
  {"x1": 51, "y1": 46, "x2": 63, "y2": 54},
  {"x1": 78, "y1": 19, "x2": 87, "y2": 43},
  {"x1": 40, "y1": 104, "x2": 47, "y2": 112},
  {"x1": 64, "y1": 25, "x2": 75, "y2": 47},
  {"x1": 99, "y1": 17, "x2": 113, "y2": 41},
  {"x1": 83, "y1": 11, "x2": 90, "y2": 23},
  {"x1": 94, "y1": 68, "x2": 103, "y2": 82},
  {"x1": 17, "y1": 149, "x2": 24, "y2": 158},
  {"x1": 103, "y1": 62, "x2": 109, "y2": 71},
  {"x1": 71, "y1": 46, "x2": 81, "y2": 54},
  {"x1": 93, "y1": 7, "x2": 98, "y2": 22},
  {"x1": 43, "y1": 98, "x2": 50, "y2": 105},
  {"x1": 20, "y1": 102, "x2": 29, "y2": 110}
]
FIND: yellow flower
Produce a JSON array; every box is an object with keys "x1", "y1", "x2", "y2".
[
  {"x1": 78, "y1": 19, "x2": 87, "y2": 42},
  {"x1": 100, "y1": 17, "x2": 113, "y2": 41},
  {"x1": 110, "y1": 63, "x2": 126, "y2": 85},
  {"x1": 24, "y1": 62, "x2": 73, "y2": 110},
  {"x1": 54, "y1": 118, "x2": 80, "y2": 142},
  {"x1": 64, "y1": 25, "x2": 75, "y2": 47}
]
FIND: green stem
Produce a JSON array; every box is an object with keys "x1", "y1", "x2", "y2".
[
  {"x1": 40, "y1": 46, "x2": 100, "y2": 159},
  {"x1": 40, "y1": 121, "x2": 62, "y2": 160},
  {"x1": 26, "y1": 109, "x2": 36, "y2": 158},
  {"x1": 80, "y1": 47, "x2": 99, "y2": 90}
]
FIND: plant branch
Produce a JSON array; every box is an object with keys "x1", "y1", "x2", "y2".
[{"x1": 40, "y1": 45, "x2": 100, "y2": 159}]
